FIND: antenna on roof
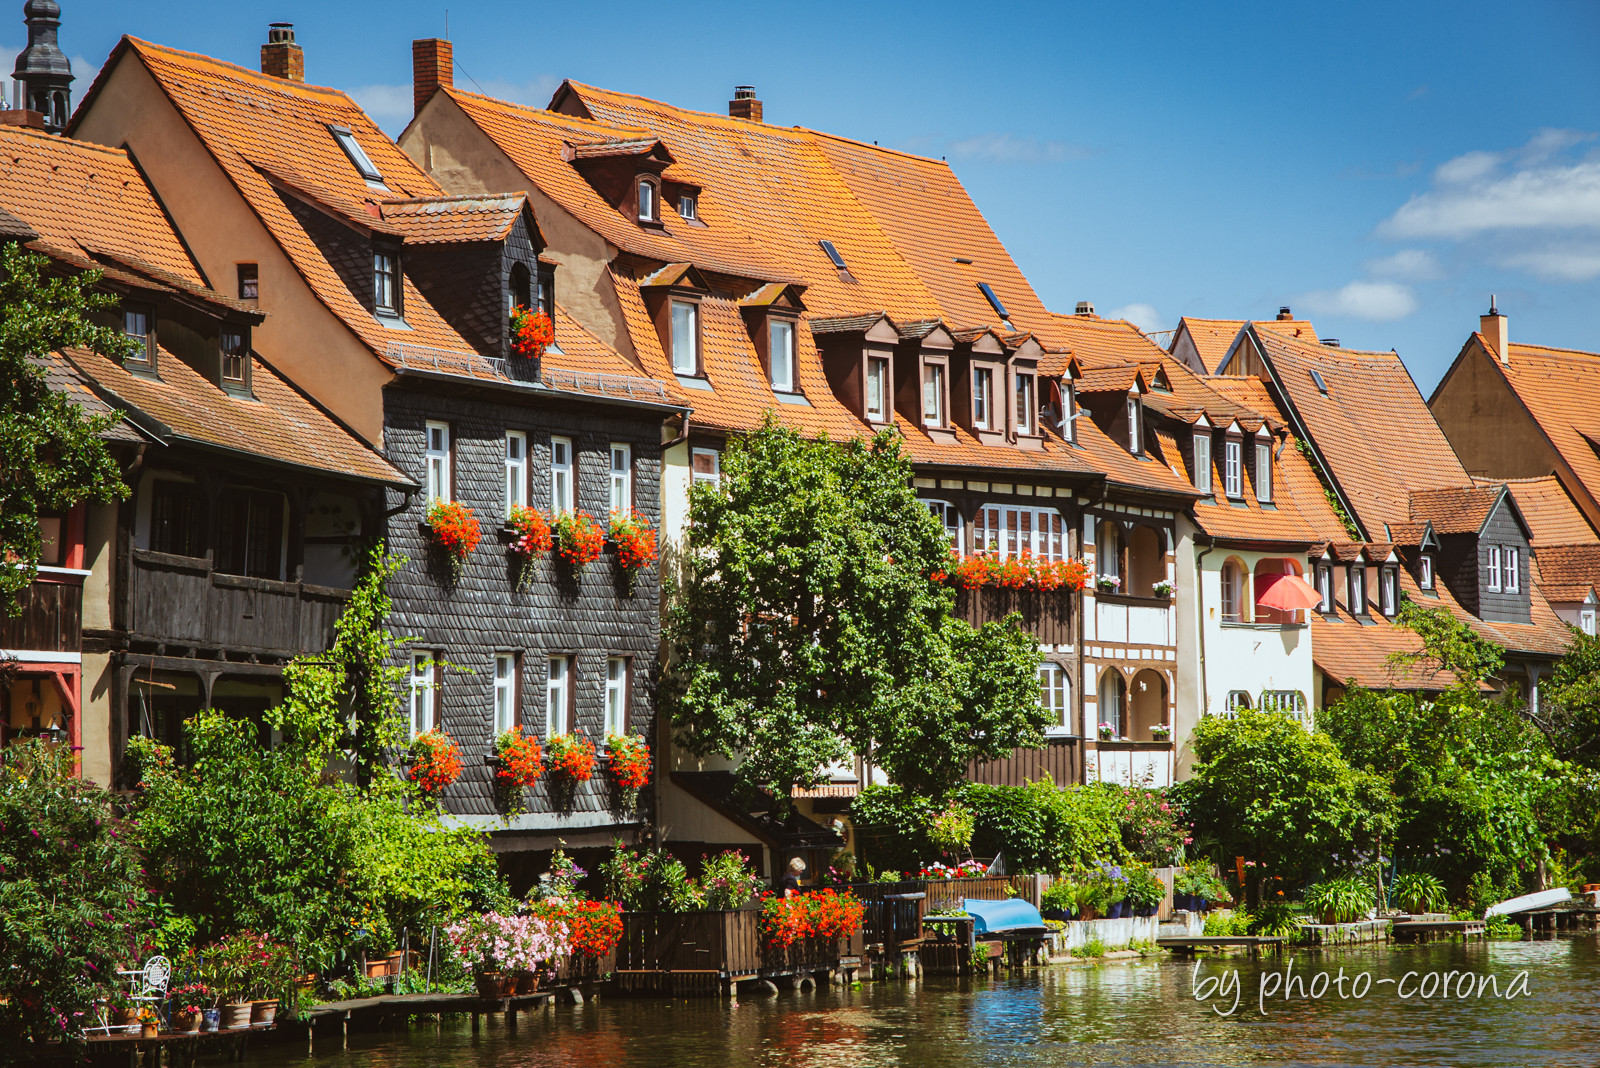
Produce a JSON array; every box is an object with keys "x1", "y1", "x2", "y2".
[
  {"x1": 445, "y1": 9, "x2": 448, "y2": 39},
  {"x1": 1489, "y1": 293, "x2": 1498, "y2": 315}
]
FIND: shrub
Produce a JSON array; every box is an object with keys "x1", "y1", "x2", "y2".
[
  {"x1": 1304, "y1": 875, "x2": 1376, "y2": 923},
  {"x1": 699, "y1": 850, "x2": 763, "y2": 910},
  {"x1": 928, "y1": 802, "x2": 975, "y2": 857},
  {"x1": 1390, "y1": 871, "x2": 1447, "y2": 915}
]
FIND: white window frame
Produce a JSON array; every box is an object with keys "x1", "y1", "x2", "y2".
[
  {"x1": 605, "y1": 657, "x2": 629, "y2": 736},
  {"x1": 1126, "y1": 396, "x2": 1141, "y2": 454},
  {"x1": 922, "y1": 361, "x2": 946, "y2": 427},
  {"x1": 1062, "y1": 381, "x2": 1077, "y2": 444},
  {"x1": 1380, "y1": 566, "x2": 1397, "y2": 617},
  {"x1": 1222, "y1": 690, "x2": 1252, "y2": 719},
  {"x1": 1317, "y1": 563, "x2": 1333, "y2": 612},
  {"x1": 220, "y1": 330, "x2": 246, "y2": 384},
  {"x1": 546, "y1": 656, "x2": 571, "y2": 738},
  {"x1": 1504, "y1": 546, "x2": 1520, "y2": 592},
  {"x1": 550, "y1": 436, "x2": 574, "y2": 514},
  {"x1": 972, "y1": 366, "x2": 993, "y2": 429},
  {"x1": 670, "y1": 300, "x2": 698, "y2": 375},
  {"x1": 425, "y1": 421, "x2": 451, "y2": 503},
  {"x1": 1255, "y1": 440, "x2": 1273, "y2": 503},
  {"x1": 865, "y1": 356, "x2": 889, "y2": 423},
  {"x1": 1193, "y1": 433, "x2": 1212, "y2": 494},
  {"x1": 493, "y1": 652, "x2": 517, "y2": 736},
  {"x1": 924, "y1": 499, "x2": 963, "y2": 552},
  {"x1": 1223, "y1": 438, "x2": 1243, "y2": 499},
  {"x1": 1486, "y1": 546, "x2": 1502, "y2": 592},
  {"x1": 1350, "y1": 565, "x2": 1366, "y2": 614},
  {"x1": 1221, "y1": 560, "x2": 1242, "y2": 623},
  {"x1": 1016, "y1": 372, "x2": 1037, "y2": 436},
  {"x1": 1581, "y1": 605, "x2": 1596, "y2": 636},
  {"x1": 691, "y1": 447, "x2": 721, "y2": 486},
  {"x1": 1419, "y1": 553, "x2": 1435, "y2": 590},
  {"x1": 677, "y1": 192, "x2": 697, "y2": 220},
  {"x1": 769, "y1": 319, "x2": 795, "y2": 393},
  {"x1": 409, "y1": 651, "x2": 437, "y2": 738},
  {"x1": 973, "y1": 504, "x2": 1067, "y2": 561},
  {"x1": 637, "y1": 177, "x2": 657, "y2": 222},
  {"x1": 1040, "y1": 663, "x2": 1071, "y2": 735},
  {"x1": 1260, "y1": 689, "x2": 1308, "y2": 725},
  {"x1": 504, "y1": 431, "x2": 527, "y2": 516},
  {"x1": 609, "y1": 444, "x2": 633, "y2": 514},
  {"x1": 374, "y1": 251, "x2": 399, "y2": 314}
]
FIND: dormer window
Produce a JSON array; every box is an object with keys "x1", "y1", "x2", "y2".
[
  {"x1": 678, "y1": 192, "x2": 698, "y2": 220},
  {"x1": 123, "y1": 304, "x2": 154, "y2": 366},
  {"x1": 1316, "y1": 561, "x2": 1333, "y2": 612},
  {"x1": 1349, "y1": 564, "x2": 1367, "y2": 615},
  {"x1": 509, "y1": 262, "x2": 533, "y2": 312},
  {"x1": 1192, "y1": 430, "x2": 1212, "y2": 494},
  {"x1": 769, "y1": 318, "x2": 795, "y2": 393},
  {"x1": 1223, "y1": 437, "x2": 1243, "y2": 499},
  {"x1": 1126, "y1": 396, "x2": 1142, "y2": 455},
  {"x1": 1380, "y1": 565, "x2": 1398, "y2": 617},
  {"x1": 1419, "y1": 553, "x2": 1435, "y2": 590},
  {"x1": 637, "y1": 176, "x2": 659, "y2": 223},
  {"x1": 1255, "y1": 437, "x2": 1273, "y2": 503},
  {"x1": 374, "y1": 251, "x2": 401, "y2": 315},
  {"x1": 329, "y1": 124, "x2": 384, "y2": 185},
  {"x1": 865, "y1": 356, "x2": 890, "y2": 422},
  {"x1": 1061, "y1": 380, "x2": 1078, "y2": 444},
  {"x1": 220, "y1": 329, "x2": 248, "y2": 386},
  {"x1": 1015, "y1": 372, "x2": 1037, "y2": 436},
  {"x1": 922, "y1": 361, "x2": 946, "y2": 428},
  {"x1": 972, "y1": 366, "x2": 993, "y2": 429},
  {"x1": 1504, "y1": 546, "x2": 1520, "y2": 593},
  {"x1": 670, "y1": 300, "x2": 699, "y2": 375}
]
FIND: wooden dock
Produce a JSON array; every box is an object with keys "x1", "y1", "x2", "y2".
[
  {"x1": 84, "y1": 1025, "x2": 269, "y2": 1066},
  {"x1": 1156, "y1": 935, "x2": 1285, "y2": 958},
  {"x1": 1392, "y1": 919, "x2": 1486, "y2": 943}
]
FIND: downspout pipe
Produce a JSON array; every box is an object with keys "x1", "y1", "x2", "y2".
[{"x1": 1195, "y1": 540, "x2": 1214, "y2": 721}]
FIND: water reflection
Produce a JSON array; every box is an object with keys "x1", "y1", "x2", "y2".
[{"x1": 255, "y1": 937, "x2": 1599, "y2": 1068}]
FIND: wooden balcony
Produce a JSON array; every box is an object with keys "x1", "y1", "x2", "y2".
[
  {"x1": 968, "y1": 736, "x2": 1083, "y2": 787},
  {"x1": 127, "y1": 548, "x2": 349, "y2": 658},
  {"x1": 952, "y1": 586, "x2": 1074, "y2": 644},
  {"x1": 0, "y1": 570, "x2": 84, "y2": 655}
]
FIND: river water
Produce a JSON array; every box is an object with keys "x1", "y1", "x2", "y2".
[{"x1": 266, "y1": 935, "x2": 1599, "y2": 1068}]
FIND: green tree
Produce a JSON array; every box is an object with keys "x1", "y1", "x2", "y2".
[
  {"x1": 1542, "y1": 629, "x2": 1600, "y2": 769},
  {"x1": 664, "y1": 416, "x2": 1045, "y2": 803},
  {"x1": 0, "y1": 245, "x2": 133, "y2": 613},
  {"x1": 1387, "y1": 599, "x2": 1505, "y2": 692},
  {"x1": 1173, "y1": 711, "x2": 1392, "y2": 885},
  {"x1": 0, "y1": 741, "x2": 149, "y2": 1049}
]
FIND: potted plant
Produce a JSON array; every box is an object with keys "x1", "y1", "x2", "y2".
[
  {"x1": 1098, "y1": 722, "x2": 1116, "y2": 741},
  {"x1": 426, "y1": 499, "x2": 482, "y2": 581},
  {"x1": 1304, "y1": 875, "x2": 1376, "y2": 924},
  {"x1": 1096, "y1": 574, "x2": 1121, "y2": 593},
  {"x1": 168, "y1": 984, "x2": 210, "y2": 1033},
  {"x1": 1126, "y1": 865, "x2": 1166, "y2": 917},
  {"x1": 1390, "y1": 871, "x2": 1447, "y2": 916},
  {"x1": 509, "y1": 305, "x2": 554, "y2": 360},
  {"x1": 492, "y1": 726, "x2": 545, "y2": 817},
  {"x1": 553, "y1": 510, "x2": 605, "y2": 574},
  {"x1": 1040, "y1": 879, "x2": 1076, "y2": 921},
  {"x1": 1152, "y1": 579, "x2": 1175, "y2": 597},
  {"x1": 604, "y1": 732, "x2": 651, "y2": 813},
  {"x1": 249, "y1": 938, "x2": 294, "y2": 1025},
  {"x1": 137, "y1": 1005, "x2": 160, "y2": 1039},
  {"x1": 408, "y1": 729, "x2": 463, "y2": 802},
  {"x1": 608, "y1": 509, "x2": 658, "y2": 592},
  {"x1": 108, "y1": 990, "x2": 137, "y2": 1031},
  {"x1": 1150, "y1": 723, "x2": 1172, "y2": 742},
  {"x1": 546, "y1": 731, "x2": 597, "y2": 808},
  {"x1": 507, "y1": 504, "x2": 552, "y2": 590}
]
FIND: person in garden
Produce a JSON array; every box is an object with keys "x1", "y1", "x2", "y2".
[{"x1": 780, "y1": 857, "x2": 807, "y2": 896}]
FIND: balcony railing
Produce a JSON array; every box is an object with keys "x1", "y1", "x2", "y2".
[
  {"x1": 128, "y1": 548, "x2": 349, "y2": 657},
  {"x1": 952, "y1": 586, "x2": 1074, "y2": 645},
  {"x1": 0, "y1": 569, "x2": 84, "y2": 655}
]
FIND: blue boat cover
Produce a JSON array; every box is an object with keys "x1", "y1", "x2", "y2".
[{"x1": 963, "y1": 898, "x2": 1044, "y2": 935}]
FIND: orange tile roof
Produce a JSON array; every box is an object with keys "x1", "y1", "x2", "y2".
[
  {"x1": 96, "y1": 38, "x2": 480, "y2": 364},
  {"x1": 0, "y1": 124, "x2": 207, "y2": 286},
  {"x1": 1480, "y1": 339, "x2": 1600, "y2": 519},
  {"x1": 1408, "y1": 485, "x2": 1506, "y2": 535},
  {"x1": 1175, "y1": 316, "x2": 1320, "y2": 373},
  {"x1": 62, "y1": 346, "x2": 404, "y2": 484},
  {"x1": 1251, "y1": 328, "x2": 1470, "y2": 537},
  {"x1": 1481, "y1": 476, "x2": 1598, "y2": 545},
  {"x1": 378, "y1": 193, "x2": 528, "y2": 244},
  {"x1": 1532, "y1": 544, "x2": 1600, "y2": 589}
]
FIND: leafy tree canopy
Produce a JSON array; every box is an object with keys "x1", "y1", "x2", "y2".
[
  {"x1": 0, "y1": 245, "x2": 132, "y2": 613},
  {"x1": 664, "y1": 416, "x2": 1045, "y2": 802}
]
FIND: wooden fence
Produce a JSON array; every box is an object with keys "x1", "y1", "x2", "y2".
[{"x1": 615, "y1": 909, "x2": 848, "y2": 995}]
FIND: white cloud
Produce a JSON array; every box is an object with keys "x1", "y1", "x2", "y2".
[
  {"x1": 1500, "y1": 247, "x2": 1600, "y2": 282},
  {"x1": 1364, "y1": 248, "x2": 1442, "y2": 281},
  {"x1": 347, "y1": 74, "x2": 560, "y2": 135},
  {"x1": 1105, "y1": 302, "x2": 1164, "y2": 333},
  {"x1": 945, "y1": 133, "x2": 1094, "y2": 166},
  {"x1": 1296, "y1": 280, "x2": 1418, "y2": 322}
]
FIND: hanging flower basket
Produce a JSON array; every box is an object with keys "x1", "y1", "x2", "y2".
[
  {"x1": 408, "y1": 729, "x2": 463, "y2": 799},
  {"x1": 554, "y1": 511, "x2": 605, "y2": 572},
  {"x1": 943, "y1": 552, "x2": 1090, "y2": 592},
  {"x1": 545, "y1": 731, "x2": 596, "y2": 810},
  {"x1": 604, "y1": 731, "x2": 651, "y2": 813},
  {"x1": 508, "y1": 504, "x2": 553, "y2": 589},
  {"x1": 509, "y1": 305, "x2": 554, "y2": 360},
  {"x1": 427, "y1": 500, "x2": 481, "y2": 581},
  {"x1": 493, "y1": 726, "x2": 545, "y2": 817},
  {"x1": 608, "y1": 509, "x2": 658, "y2": 591}
]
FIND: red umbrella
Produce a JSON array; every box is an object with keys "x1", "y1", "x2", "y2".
[{"x1": 1256, "y1": 573, "x2": 1323, "y2": 611}]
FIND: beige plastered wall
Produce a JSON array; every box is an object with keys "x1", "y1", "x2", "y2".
[{"x1": 70, "y1": 53, "x2": 392, "y2": 445}]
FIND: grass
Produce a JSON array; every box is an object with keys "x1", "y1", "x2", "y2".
[{"x1": 1079, "y1": 936, "x2": 1107, "y2": 959}]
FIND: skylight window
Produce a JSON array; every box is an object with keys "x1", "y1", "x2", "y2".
[
  {"x1": 819, "y1": 240, "x2": 848, "y2": 270},
  {"x1": 978, "y1": 282, "x2": 1010, "y2": 321},
  {"x1": 329, "y1": 124, "x2": 383, "y2": 184},
  {"x1": 1309, "y1": 368, "x2": 1329, "y2": 394}
]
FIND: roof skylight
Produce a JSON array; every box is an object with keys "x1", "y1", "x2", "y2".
[
  {"x1": 1309, "y1": 368, "x2": 1329, "y2": 394},
  {"x1": 329, "y1": 124, "x2": 384, "y2": 184},
  {"x1": 978, "y1": 282, "x2": 1010, "y2": 321},
  {"x1": 819, "y1": 239, "x2": 848, "y2": 270}
]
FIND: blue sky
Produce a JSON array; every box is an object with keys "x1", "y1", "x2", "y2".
[{"x1": 10, "y1": 0, "x2": 1597, "y2": 390}]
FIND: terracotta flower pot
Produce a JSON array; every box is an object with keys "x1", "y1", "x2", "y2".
[
  {"x1": 250, "y1": 999, "x2": 278, "y2": 1026},
  {"x1": 113, "y1": 1007, "x2": 139, "y2": 1027},
  {"x1": 221, "y1": 1002, "x2": 254, "y2": 1030},
  {"x1": 141, "y1": 1023, "x2": 158, "y2": 1039},
  {"x1": 174, "y1": 1011, "x2": 200, "y2": 1033},
  {"x1": 513, "y1": 971, "x2": 541, "y2": 995},
  {"x1": 473, "y1": 971, "x2": 506, "y2": 999}
]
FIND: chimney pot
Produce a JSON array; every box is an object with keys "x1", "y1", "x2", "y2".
[
  {"x1": 1277, "y1": 305, "x2": 1293, "y2": 321},
  {"x1": 1481, "y1": 297, "x2": 1509, "y2": 363},
  {"x1": 261, "y1": 22, "x2": 304, "y2": 82},
  {"x1": 728, "y1": 86, "x2": 762, "y2": 122},
  {"x1": 1075, "y1": 301, "x2": 1095, "y2": 316},
  {"x1": 412, "y1": 38, "x2": 453, "y2": 115}
]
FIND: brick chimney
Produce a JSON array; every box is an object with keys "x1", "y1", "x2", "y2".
[
  {"x1": 729, "y1": 86, "x2": 762, "y2": 122},
  {"x1": 412, "y1": 38, "x2": 452, "y2": 115},
  {"x1": 1481, "y1": 295, "x2": 1509, "y2": 363},
  {"x1": 261, "y1": 23, "x2": 303, "y2": 82},
  {"x1": 1276, "y1": 305, "x2": 1293, "y2": 321}
]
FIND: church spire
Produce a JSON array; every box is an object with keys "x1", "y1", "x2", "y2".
[{"x1": 13, "y1": 0, "x2": 73, "y2": 132}]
